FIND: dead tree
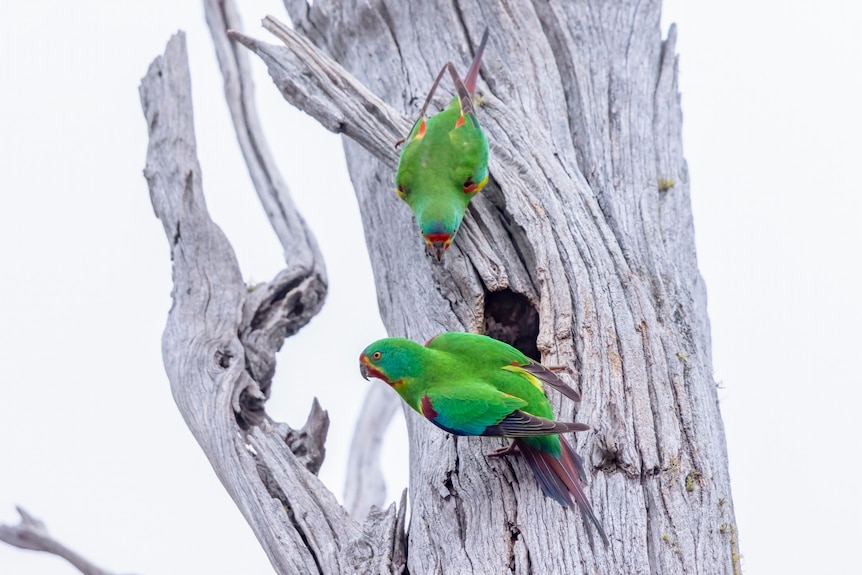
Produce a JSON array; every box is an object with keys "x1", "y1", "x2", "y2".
[{"x1": 132, "y1": 0, "x2": 739, "y2": 574}]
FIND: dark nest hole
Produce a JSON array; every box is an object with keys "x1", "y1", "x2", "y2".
[{"x1": 484, "y1": 289, "x2": 540, "y2": 361}]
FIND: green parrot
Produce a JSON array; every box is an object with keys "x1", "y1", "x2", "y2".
[
  {"x1": 395, "y1": 29, "x2": 491, "y2": 261},
  {"x1": 359, "y1": 331, "x2": 609, "y2": 547}
]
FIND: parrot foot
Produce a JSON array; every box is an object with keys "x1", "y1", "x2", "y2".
[
  {"x1": 486, "y1": 443, "x2": 520, "y2": 458},
  {"x1": 395, "y1": 137, "x2": 406, "y2": 148}
]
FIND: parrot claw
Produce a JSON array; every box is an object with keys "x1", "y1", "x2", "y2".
[{"x1": 487, "y1": 442, "x2": 520, "y2": 458}]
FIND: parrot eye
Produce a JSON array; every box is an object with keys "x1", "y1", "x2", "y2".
[
  {"x1": 396, "y1": 185, "x2": 407, "y2": 199},
  {"x1": 372, "y1": 351, "x2": 382, "y2": 360}
]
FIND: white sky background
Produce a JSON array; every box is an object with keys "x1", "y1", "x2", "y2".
[{"x1": 1, "y1": 1, "x2": 859, "y2": 573}]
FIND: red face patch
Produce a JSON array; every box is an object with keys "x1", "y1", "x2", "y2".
[
  {"x1": 424, "y1": 233, "x2": 451, "y2": 245},
  {"x1": 359, "y1": 355, "x2": 391, "y2": 384}
]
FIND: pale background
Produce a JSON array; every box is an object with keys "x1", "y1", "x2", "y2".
[{"x1": 1, "y1": 1, "x2": 859, "y2": 573}]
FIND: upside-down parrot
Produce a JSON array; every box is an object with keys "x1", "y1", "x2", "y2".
[
  {"x1": 394, "y1": 29, "x2": 491, "y2": 261},
  {"x1": 359, "y1": 331, "x2": 609, "y2": 547}
]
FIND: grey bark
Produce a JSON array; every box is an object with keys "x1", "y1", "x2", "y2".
[
  {"x1": 139, "y1": 28, "x2": 405, "y2": 575},
  {"x1": 229, "y1": 1, "x2": 741, "y2": 574}
]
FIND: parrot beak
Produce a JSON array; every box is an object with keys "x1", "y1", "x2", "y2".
[
  {"x1": 424, "y1": 233, "x2": 452, "y2": 261},
  {"x1": 359, "y1": 353, "x2": 396, "y2": 386},
  {"x1": 428, "y1": 241, "x2": 447, "y2": 261}
]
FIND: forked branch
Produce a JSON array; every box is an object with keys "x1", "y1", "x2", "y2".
[{"x1": 139, "y1": 30, "x2": 404, "y2": 573}]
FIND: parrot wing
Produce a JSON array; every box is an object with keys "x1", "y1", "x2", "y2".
[
  {"x1": 516, "y1": 362, "x2": 582, "y2": 402},
  {"x1": 484, "y1": 411, "x2": 590, "y2": 437},
  {"x1": 419, "y1": 384, "x2": 525, "y2": 436},
  {"x1": 421, "y1": 385, "x2": 588, "y2": 438},
  {"x1": 426, "y1": 331, "x2": 528, "y2": 364},
  {"x1": 427, "y1": 332, "x2": 582, "y2": 402}
]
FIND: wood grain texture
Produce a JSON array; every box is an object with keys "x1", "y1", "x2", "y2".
[
  {"x1": 233, "y1": 1, "x2": 740, "y2": 573},
  {"x1": 139, "y1": 31, "x2": 404, "y2": 574}
]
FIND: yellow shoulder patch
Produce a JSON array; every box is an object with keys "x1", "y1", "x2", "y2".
[{"x1": 502, "y1": 364, "x2": 543, "y2": 392}]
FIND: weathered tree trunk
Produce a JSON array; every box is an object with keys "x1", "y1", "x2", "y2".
[
  {"x1": 238, "y1": 0, "x2": 739, "y2": 573},
  {"x1": 134, "y1": 0, "x2": 738, "y2": 573}
]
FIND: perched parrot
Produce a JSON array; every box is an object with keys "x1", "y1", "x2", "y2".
[
  {"x1": 359, "y1": 331, "x2": 609, "y2": 547},
  {"x1": 394, "y1": 29, "x2": 491, "y2": 261}
]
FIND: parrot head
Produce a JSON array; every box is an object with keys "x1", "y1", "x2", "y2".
[{"x1": 359, "y1": 338, "x2": 424, "y2": 386}]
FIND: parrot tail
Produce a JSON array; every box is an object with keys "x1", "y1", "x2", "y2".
[
  {"x1": 516, "y1": 437, "x2": 610, "y2": 548},
  {"x1": 463, "y1": 28, "x2": 490, "y2": 95}
]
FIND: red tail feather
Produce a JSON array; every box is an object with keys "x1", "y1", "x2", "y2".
[
  {"x1": 515, "y1": 437, "x2": 609, "y2": 548},
  {"x1": 463, "y1": 28, "x2": 489, "y2": 95}
]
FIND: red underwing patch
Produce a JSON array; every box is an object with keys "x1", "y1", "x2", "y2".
[{"x1": 420, "y1": 394, "x2": 438, "y2": 419}]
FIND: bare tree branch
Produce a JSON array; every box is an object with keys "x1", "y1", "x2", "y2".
[
  {"x1": 0, "y1": 507, "x2": 122, "y2": 575},
  {"x1": 204, "y1": 0, "x2": 329, "y2": 408},
  {"x1": 138, "y1": 31, "x2": 404, "y2": 573},
  {"x1": 204, "y1": 0, "x2": 323, "y2": 270},
  {"x1": 343, "y1": 382, "x2": 400, "y2": 518},
  {"x1": 230, "y1": 17, "x2": 408, "y2": 168},
  {"x1": 208, "y1": 0, "x2": 402, "y2": 523}
]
